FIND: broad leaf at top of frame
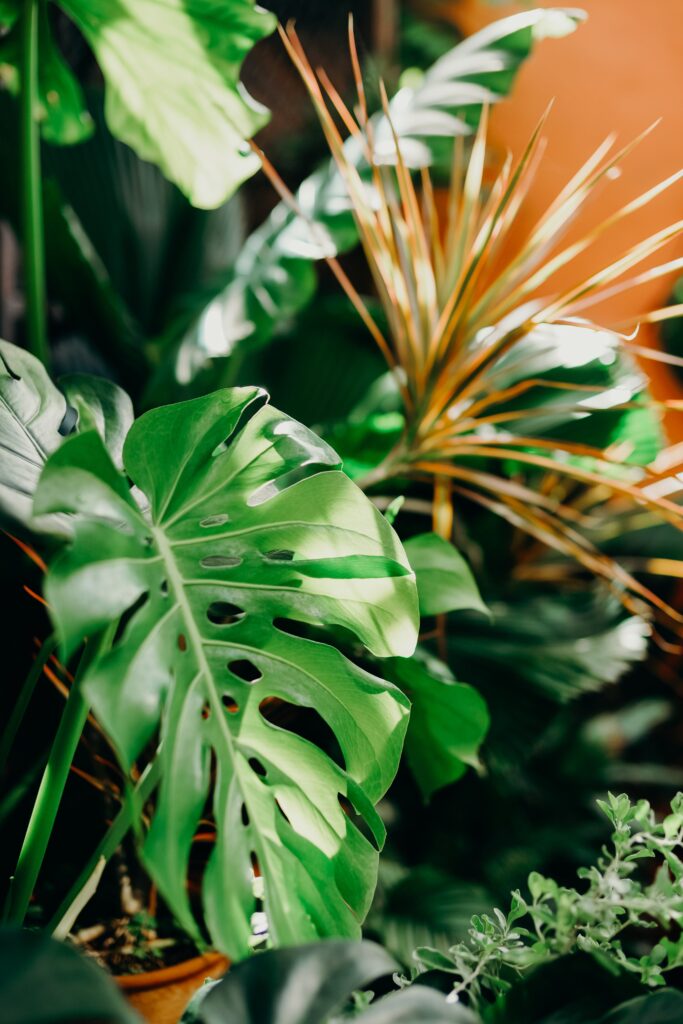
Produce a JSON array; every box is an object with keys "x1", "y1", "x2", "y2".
[
  {"x1": 404, "y1": 532, "x2": 489, "y2": 618},
  {"x1": 35, "y1": 387, "x2": 419, "y2": 958},
  {"x1": 60, "y1": 0, "x2": 276, "y2": 207},
  {"x1": 0, "y1": 340, "x2": 134, "y2": 538},
  {"x1": 0, "y1": 2, "x2": 93, "y2": 145},
  {"x1": 183, "y1": 939, "x2": 472, "y2": 1024},
  {"x1": 0, "y1": 0, "x2": 275, "y2": 208}
]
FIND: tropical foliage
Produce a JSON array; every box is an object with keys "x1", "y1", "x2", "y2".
[{"x1": 1, "y1": 3, "x2": 682, "y2": 1023}]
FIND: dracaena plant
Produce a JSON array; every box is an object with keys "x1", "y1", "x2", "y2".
[
  {"x1": 265, "y1": 23, "x2": 683, "y2": 644},
  {"x1": 0, "y1": 339, "x2": 419, "y2": 959}
]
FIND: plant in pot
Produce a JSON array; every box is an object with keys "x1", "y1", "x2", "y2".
[
  {"x1": 0, "y1": 1, "x2": 581, "y2": 998},
  {"x1": 3, "y1": 3, "x2": 683, "y2": 1023}
]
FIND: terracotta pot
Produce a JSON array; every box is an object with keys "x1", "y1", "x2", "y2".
[{"x1": 116, "y1": 952, "x2": 229, "y2": 1024}]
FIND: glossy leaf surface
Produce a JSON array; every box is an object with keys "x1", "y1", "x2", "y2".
[
  {"x1": 188, "y1": 939, "x2": 470, "y2": 1023},
  {"x1": 404, "y1": 533, "x2": 488, "y2": 618},
  {"x1": 0, "y1": 341, "x2": 135, "y2": 537},
  {"x1": 0, "y1": 340, "x2": 67, "y2": 536},
  {"x1": 388, "y1": 650, "x2": 489, "y2": 799},
  {"x1": 0, "y1": 927, "x2": 137, "y2": 1024},
  {"x1": 36, "y1": 388, "x2": 419, "y2": 957}
]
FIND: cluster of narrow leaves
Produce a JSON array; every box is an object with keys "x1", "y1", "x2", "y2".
[
  {"x1": 0, "y1": 0, "x2": 275, "y2": 207},
  {"x1": 174, "y1": 8, "x2": 585, "y2": 381},
  {"x1": 409, "y1": 793, "x2": 683, "y2": 1009},
  {"x1": 33, "y1": 382, "x2": 419, "y2": 958},
  {"x1": 272, "y1": 24, "x2": 683, "y2": 641}
]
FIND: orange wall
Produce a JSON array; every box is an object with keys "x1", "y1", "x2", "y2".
[{"x1": 441, "y1": 0, "x2": 683, "y2": 433}]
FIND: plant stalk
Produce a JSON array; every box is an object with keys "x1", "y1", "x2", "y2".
[
  {"x1": 49, "y1": 755, "x2": 161, "y2": 938},
  {"x1": 0, "y1": 634, "x2": 56, "y2": 778},
  {"x1": 21, "y1": 0, "x2": 49, "y2": 367},
  {"x1": 4, "y1": 630, "x2": 110, "y2": 925}
]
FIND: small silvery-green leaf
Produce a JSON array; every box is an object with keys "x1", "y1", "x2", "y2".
[
  {"x1": 0, "y1": 341, "x2": 135, "y2": 537},
  {"x1": 36, "y1": 388, "x2": 419, "y2": 958},
  {"x1": 57, "y1": 0, "x2": 275, "y2": 208},
  {"x1": 387, "y1": 650, "x2": 489, "y2": 800},
  {"x1": 404, "y1": 533, "x2": 488, "y2": 618}
]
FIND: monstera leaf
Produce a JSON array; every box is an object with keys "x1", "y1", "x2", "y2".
[
  {"x1": 185, "y1": 940, "x2": 471, "y2": 1023},
  {"x1": 0, "y1": 0, "x2": 275, "y2": 207},
  {"x1": 35, "y1": 388, "x2": 419, "y2": 958},
  {"x1": 0, "y1": 340, "x2": 133, "y2": 537},
  {"x1": 172, "y1": 8, "x2": 585, "y2": 380}
]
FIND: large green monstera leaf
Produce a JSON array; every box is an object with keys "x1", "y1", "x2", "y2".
[
  {"x1": 0, "y1": 0, "x2": 275, "y2": 207},
  {"x1": 35, "y1": 388, "x2": 418, "y2": 958}
]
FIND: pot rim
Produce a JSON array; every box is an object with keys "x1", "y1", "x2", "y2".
[{"x1": 116, "y1": 951, "x2": 228, "y2": 991}]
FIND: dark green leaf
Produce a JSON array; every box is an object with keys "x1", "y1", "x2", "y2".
[
  {"x1": 0, "y1": 927, "x2": 138, "y2": 1024},
  {"x1": 387, "y1": 650, "x2": 489, "y2": 799},
  {"x1": 451, "y1": 592, "x2": 650, "y2": 702},
  {"x1": 186, "y1": 939, "x2": 469, "y2": 1023},
  {"x1": 599, "y1": 990, "x2": 683, "y2": 1023},
  {"x1": 404, "y1": 533, "x2": 488, "y2": 618},
  {"x1": 36, "y1": 388, "x2": 419, "y2": 958}
]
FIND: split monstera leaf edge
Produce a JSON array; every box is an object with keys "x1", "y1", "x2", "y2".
[{"x1": 34, "y1": 385, "x2": 419, "y2": 959}]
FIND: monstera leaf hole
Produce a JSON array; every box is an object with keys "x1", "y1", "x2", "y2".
[
  {"x1": 37, "y1": 386, "x2": 417, "y2": 956},
  {"x1": 259, "y1": 698, "x2": 346, "y2": 770}
]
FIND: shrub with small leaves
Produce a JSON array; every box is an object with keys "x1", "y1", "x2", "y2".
[{"x1": 408, "y1": 793, "x2": 683, "y2": 1008}]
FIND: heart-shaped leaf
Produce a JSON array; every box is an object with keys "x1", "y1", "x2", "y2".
[
  {"x1": 404, "y1": 533, "x2": 488, "y2": 618},
  {"x1": 36, "y1": 388, "x2": 419, "y2": 958},
  {"x1": 387, "y1": 650, "x2": 489, "y2": 800}
]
